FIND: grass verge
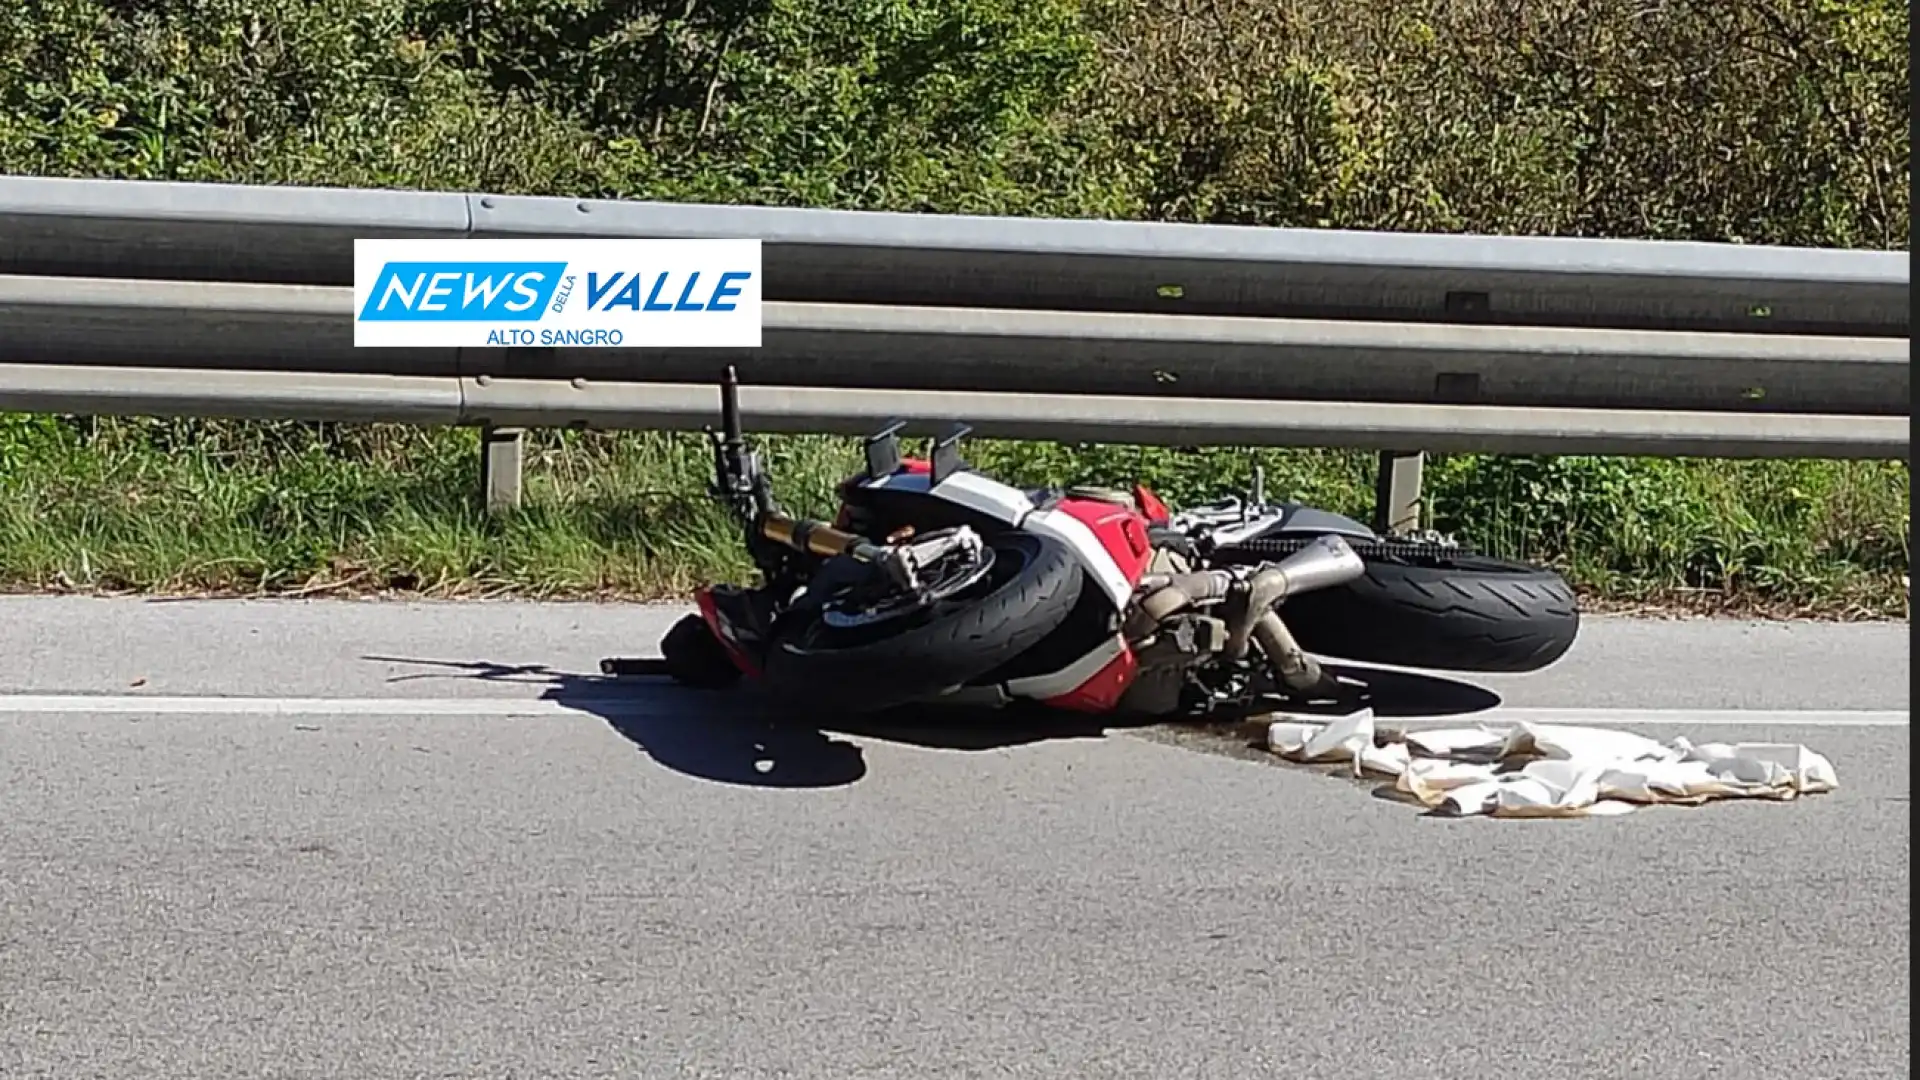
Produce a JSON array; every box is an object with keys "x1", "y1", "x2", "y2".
[{"x1": 0, "y1": 416, "x2": 1909, "y2": 619}]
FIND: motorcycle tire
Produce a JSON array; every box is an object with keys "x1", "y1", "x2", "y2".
[
  {"x1": 1232, "y1": 545, "x2": 1579, "y2": 673},
  {"x1": 761, "y1": 531, "x2": 1085, "y2": 714}
]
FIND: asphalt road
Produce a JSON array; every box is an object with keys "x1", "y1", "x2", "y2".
[{"x1": 0, "y1": 596, "x2": 1909, "y2": 1080}]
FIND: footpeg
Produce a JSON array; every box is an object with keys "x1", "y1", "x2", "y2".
[{"x1": 601, "y1": 657, "x2": 669, "y2": 677}]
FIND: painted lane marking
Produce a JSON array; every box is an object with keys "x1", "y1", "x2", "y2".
[
  {"x1": 0, "y1": 694, "x2": 676, "y2": 718},
  {"x1": 0, "y1": 695, "x2": 1906, "y2": 728},
  {"x1": 1384, "y1": 707, "x2": 1908, "y2": 729}
]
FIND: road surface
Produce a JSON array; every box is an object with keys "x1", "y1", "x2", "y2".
[{"x1": 0, "y1": 596, "x2": 1909, "y2": 1079}]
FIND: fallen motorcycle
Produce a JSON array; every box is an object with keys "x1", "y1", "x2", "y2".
[{"x1": 653, "y1": 368, "x2": 1579, "y2": 718}]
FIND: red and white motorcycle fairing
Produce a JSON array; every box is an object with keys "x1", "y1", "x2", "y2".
[{"x1": 848, "y1": 463, "x2": 1167, "y2": 713}]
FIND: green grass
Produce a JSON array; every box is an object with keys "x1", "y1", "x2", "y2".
[{"x1": 0, "y1": 415, "x2": 1909, "y2": 617}]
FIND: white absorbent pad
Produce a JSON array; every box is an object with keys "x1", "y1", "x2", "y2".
[{"x1": 1263, "y1": 710, "x2": 1839, "y2": 818}]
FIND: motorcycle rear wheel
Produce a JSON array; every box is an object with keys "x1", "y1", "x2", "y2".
[
  {"x1": 762, "y1": 531, "x2": 1086, "y2": 714},
  {"x1": 1218, "y1": 542, "x2": 1579, "y2": 673}
]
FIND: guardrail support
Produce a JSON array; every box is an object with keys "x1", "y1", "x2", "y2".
[
  {"x1": 481, "y1": 426, "x2": 525, "y2": 513},
  {"x1": 1373, "y1": 450, "x2": 1424, "y2": 535}
]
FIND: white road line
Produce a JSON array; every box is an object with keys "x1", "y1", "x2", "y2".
[
  {"x1": 1395, "y1": 708, "x2": 1909, "y2": 729},
  {"x1": 0, "y1": 694, "x2": 680, "y2": 718},
  {"x1": 0, "y1": 694, "x2": 1907, "y2": 728}
]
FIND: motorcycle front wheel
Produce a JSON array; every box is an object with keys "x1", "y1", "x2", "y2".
[{"x1": 762, "y1": 531, "x2": 1086, "y2": 714}]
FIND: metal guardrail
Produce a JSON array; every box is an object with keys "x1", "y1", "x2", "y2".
[
  {"x1": 0, "y1": 175, "x2": 1909, "y2": 526},
  {"x1": 1, "y1": 363, "x2": 1902, "y2": 459},
  {"x1": 4, "y1": 276, "x2": 1905, "y2": 415},
  {"x1": 0, "y1": 175, "x2": 1909, "y2": 336}
]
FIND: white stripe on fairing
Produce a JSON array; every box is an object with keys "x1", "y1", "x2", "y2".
[
  {"x1": 1002, "y1": 634, "x2": 1130, "y2": 699},
  {"x1": 862, "y1": 469, "x2": 1035, "y2": 524},
  {"x1": 1021, "y1": 508, "x2": 1136, "y2": 609}
]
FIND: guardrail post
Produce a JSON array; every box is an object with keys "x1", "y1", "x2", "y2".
[
  {"x1": 480, "y1": 426, "x2": 525, "y2": 513},
  {"x1": 1372, "y1": 450, "x2": 1424, "y2": 536}
]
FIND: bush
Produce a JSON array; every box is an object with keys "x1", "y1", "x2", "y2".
[{"x1": 0, "y1": 0, "x2": 1907, "y2": 612}]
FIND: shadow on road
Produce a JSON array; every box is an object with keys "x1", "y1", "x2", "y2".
[
  {"x1": 1318, "y1": 663, "x2": 1503, "y2": 719},
  {"x1": 359, "y1": 654, "x2": 1502, "y2": 790},
  {"x1": 362, "y1": 654, "x2": 1134, "y2": 790}
]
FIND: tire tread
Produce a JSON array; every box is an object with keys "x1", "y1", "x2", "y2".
[
  {"x1": 762, "y1": 532, "x2": 1086, "y2": 712},
  {"x1": 1262, "y1": 550, "x2": 1580, "y2": 673}
]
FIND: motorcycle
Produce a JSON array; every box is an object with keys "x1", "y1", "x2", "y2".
[{"x1": 651, "y1": 367, "x2": 1579, "y2": 718}]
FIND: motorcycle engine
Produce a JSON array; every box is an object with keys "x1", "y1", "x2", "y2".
[{"x1": 1116, "y1": 544, "x2": 1228, "y2": 717}]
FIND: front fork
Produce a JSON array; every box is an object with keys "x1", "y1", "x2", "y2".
[{"x1": 756, "y1": 511, "x2": 890, "y2": 565}]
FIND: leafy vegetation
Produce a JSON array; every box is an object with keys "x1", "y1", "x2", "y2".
[{"x1": 0, "y1": 0, "x2": 1909, "y2": 614}]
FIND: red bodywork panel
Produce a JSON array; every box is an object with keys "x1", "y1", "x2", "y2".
[
  {"x1": 1133, "y1": 484, "x2": 1171, "y2": 525},
  {"x1": 1042, "y1": 648, "x2": 1139, "y2": 713},
  {"x1": 1038, "y1": 494, "x2": 1157, "y2": 710},
  {"x1": 1051, "y1": 495, "x2": 1154, "y2": 589},
  {"x1": 696, "y1": 588, "x2": 762, "y2": 678}
]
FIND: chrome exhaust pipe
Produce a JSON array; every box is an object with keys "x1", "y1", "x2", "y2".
[
  {"x1": 1263, "y1": 534, "x2": 1367, "y2": 599},
  {"x1": 1252, "y1": 609, "x2": 1340, "y2": 696},
  {"x1": 1223, "y1": 535, "x2": 1367, "y2": 659}
]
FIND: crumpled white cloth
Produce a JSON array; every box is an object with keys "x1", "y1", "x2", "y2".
[{"x1": 1263, "y1": 710, "x2": 1840, "y2": 817}]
